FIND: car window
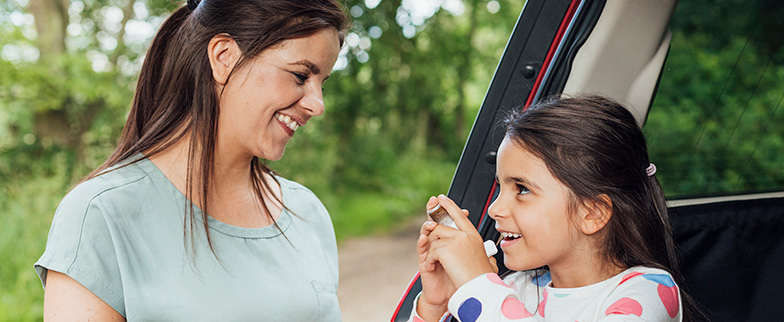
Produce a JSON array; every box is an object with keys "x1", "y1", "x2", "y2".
[{"x1": 644, "y1": 0, "x2": 784, "y2": 199}]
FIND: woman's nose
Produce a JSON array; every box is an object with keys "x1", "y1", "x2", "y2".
[{"x1": 300, "y1": 84, "x2": 325, "y2": 116}]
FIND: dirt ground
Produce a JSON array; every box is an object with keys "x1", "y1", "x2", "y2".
[{"x1": 337, "y1": 217, "x2": 422, "y2": 322}]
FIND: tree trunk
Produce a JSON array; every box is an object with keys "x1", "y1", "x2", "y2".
[{"x1": 27, "y1": 0, "x2": 69, "y2": 60}]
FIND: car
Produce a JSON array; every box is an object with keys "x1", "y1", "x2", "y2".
[{"x1": 391, "y1": 0, "x2": 784, "y2": 321}]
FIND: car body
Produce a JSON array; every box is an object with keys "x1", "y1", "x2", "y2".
[{"x1": 391, "y1": 0, "x2": 784, "y2": 321}]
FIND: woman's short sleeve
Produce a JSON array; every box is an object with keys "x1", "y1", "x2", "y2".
[{"x1": 35, "y1": 185, "x2": 126, "y2": 316}]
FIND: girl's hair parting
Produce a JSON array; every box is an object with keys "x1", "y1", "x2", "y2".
[
  {"x1": 85, "y1": 0, "x2": 349, "y2": 256},
  {"x1": 503, "y1": 94, "x2": 707, "y2": 321}
]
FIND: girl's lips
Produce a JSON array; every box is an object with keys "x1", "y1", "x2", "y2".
[{"x1": 499, "y1": 236, "x2": 520, "y2": 249}]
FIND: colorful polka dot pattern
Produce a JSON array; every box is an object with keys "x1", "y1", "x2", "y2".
[
  {"x1": 605, "y1": 273, "x2": 680, "y2": 318},
  {"x1": 457, "y1": 297, "x2": 483, "y2": 322},
  {"x1": 531, "y1": 271, "x2": 551, "y2": 287},
  {"x1": 605, "y1": 297, "x2": 643, "y2": 316},
  {"x1": 487, "y1": 274, "x2": 509, "y2": 287},
  {"x1": 501, "y1": 297, "x2": 533, "y2": 319},
  {"x1": 644, "y1": 274, "x2": 679, "y2": 318},
  {"x1": 619, "y1": 272, "x2": 643, "y2": 285},
  {"x1": 537, "y1": 288, "x2": 548, "y2": 317},
  {"x1": 441, "y1": 269, "x2": 679, "y2": 321}
]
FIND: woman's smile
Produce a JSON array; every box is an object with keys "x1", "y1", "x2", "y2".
[{"x1": 274, "y1": 112, "x2": 302, "y2": 136}]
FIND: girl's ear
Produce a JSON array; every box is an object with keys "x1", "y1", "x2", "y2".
[
  {"x1": 207, "y1": 33, "x2": 240, "y2": 85},
  {"x1": 580, "y1": 194, "x2": 613, "y2": 235}
]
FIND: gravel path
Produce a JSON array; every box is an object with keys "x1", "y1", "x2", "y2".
[{"x1": 337, "y1": 217, "x2": 422, "y2": 322}]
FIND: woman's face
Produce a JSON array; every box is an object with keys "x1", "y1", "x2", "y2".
[
  {"x1": 488, "y1": 135, "x2": 584, "y2": 272},
  {"x1": 217, "y1": 28, "x2": 340, "y2": 161}
]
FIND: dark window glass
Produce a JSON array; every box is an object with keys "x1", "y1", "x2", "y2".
[{"x1": 644, "y1": 0, "x2": 784, "y2": 199}]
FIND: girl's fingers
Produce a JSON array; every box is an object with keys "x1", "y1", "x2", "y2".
[
  {"x1": 488, "y1": 256, "x2": 498, "y2": 273},
  {"x1": 420, "y1": 220, "x2": 437, "y2": 236},
  {"x1": 426, "y1": 196, "x2": 439, "y2": 211},
  {"x1": 417, "y1": 234, "x2": 428, "y2": 256},
  {"x1": 417, "y1": 234, "x2": 433, "y2": 272},
  {"x1": 425, "y1": 238, "x2": 445, "y2": 271},
  {"x1": 437, "y1": 194, "x2": 475, "y2": 232}
]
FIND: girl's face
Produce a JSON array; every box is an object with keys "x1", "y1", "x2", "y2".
[
  {"x1": 488, "y1": 135, "x2": 586, "y2": 272},
  {"x1": 217, "y1": 28, "x2": 340, "y2": 161}
]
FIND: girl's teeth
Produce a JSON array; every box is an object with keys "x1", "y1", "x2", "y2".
[{"x1": 501, "y1": 232, "x2": 522, "y2": 239}]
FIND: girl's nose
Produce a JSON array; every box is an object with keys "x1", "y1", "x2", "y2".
[{"x1": 488, "y1": 198, "x2": 504, "y2": 220}]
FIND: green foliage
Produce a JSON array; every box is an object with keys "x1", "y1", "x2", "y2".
[
  {"x1": 0, "y1": 170, "x2": 69, "y2": 321},
  {"x1": 645, "y1": 0, "x2": 784, "y2": 198}
]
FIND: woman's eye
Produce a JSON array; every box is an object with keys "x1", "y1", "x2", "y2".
[
  {"x1": 516, "y1": 184, "x2": 531, "y2": 195},
  {"x1": 291, "y1": 72, "x2": 308, "y2": 84}
]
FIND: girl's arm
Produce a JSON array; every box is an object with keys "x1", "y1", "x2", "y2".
[{"x1": 44, "y1": 270, "x2": 125, "y2": 321}]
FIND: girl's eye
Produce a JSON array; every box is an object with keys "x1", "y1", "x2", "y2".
[
  {"x1": 291, "y1": 72, "x2": 308, "y2": 85},
  {"x1": 516, "y1": 184, "x2": 531, "y2": 195}
]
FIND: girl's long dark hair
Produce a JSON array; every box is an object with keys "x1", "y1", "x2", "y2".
[
  {"x1": 504, "y1": 95, "x2": 706, "y2": 321},
  {"x1": 85, "y1": 0, "x2": 348, "y2": 255}
]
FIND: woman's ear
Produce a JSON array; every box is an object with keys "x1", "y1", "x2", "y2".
[
  {"x1": 579, "y1": 194, "x2": 613, "y2": 235},
  {"x1": 207, "y1": 33, "x2": 240, "y2": 85}
]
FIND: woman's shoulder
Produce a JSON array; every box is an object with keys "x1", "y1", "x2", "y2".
[
  {"x1": 275, "y1": 175, "x2": 315, "y2": 195},
  {"x1": 274, "y1": 175, "x2": 322, "y2": 205},
  {"x1": 60, "y1": 158, "x2": 160, "y2": 212}
]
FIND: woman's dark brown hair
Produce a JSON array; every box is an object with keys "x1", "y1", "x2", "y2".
[
  {"x1": 86, "y1": 0, "x2": 348, "y2": 254},
  {"x1": 504, "y1": 95, "x2": 706, "y2": 321}
]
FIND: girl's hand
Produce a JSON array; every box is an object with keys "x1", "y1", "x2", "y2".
[
  {"x1": 415, "y1": 195, "x2": 497, "y2": 321},
  {"x1": 416, "y1": 220, "x2": 455, "y2": 321},
  {"x1": 425, "y1": 195, "x2": 496, "y2": 287}
]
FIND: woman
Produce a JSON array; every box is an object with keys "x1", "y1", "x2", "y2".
[{"x1": 35, "y1": 0, "x2": 348, "y2": 320}]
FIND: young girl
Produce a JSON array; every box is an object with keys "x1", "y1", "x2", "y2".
[{"x1": 411, "y1": 95, "x2": 700, "y2": 322}]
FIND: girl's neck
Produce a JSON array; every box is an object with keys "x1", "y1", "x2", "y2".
[
  {"x1": 549, "y1": 263, "x2": 626, "y2": 289},
  {"x1": 547, "y1": 244, "x2": 626, "y2": 288}
]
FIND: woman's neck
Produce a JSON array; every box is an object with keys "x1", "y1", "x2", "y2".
[{"x1": 147, "y1": 134, "x2": 282, "y2": 228}]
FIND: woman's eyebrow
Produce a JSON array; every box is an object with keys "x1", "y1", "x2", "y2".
[{"x1": 289, "y1": 59, "x2": 321, "y2": 75}]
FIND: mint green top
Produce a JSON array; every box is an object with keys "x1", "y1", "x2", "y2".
[{"x1": 35, "y1": 156, "x2": 341, "y2": 321}]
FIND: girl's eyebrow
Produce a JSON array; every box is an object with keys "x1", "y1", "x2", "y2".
[{"x1": 497, "y1": 175, "x2": 542, "y2": 191}]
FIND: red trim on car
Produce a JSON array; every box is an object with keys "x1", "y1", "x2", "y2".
[
  {"x1": 478, "y1": 180, "x2": 499, "y2": 226},
  {"x1": 391, "y1": 271, "x2": 422, "y2": 322},
  {"x1": 524, "y1": 0, "x2": 582, "y2": 109},
  {"x1": 480, "y1": 0, "x2": 582, "y2": 228}
]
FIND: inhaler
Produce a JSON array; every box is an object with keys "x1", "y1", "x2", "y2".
[{"x1": 427, "y1": 204, "x2": 498, "y2": 257}]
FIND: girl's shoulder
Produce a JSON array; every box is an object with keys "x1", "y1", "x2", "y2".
[
  {"x1": 611, "y1": 266, "x2": 678, "y2": 289},
  {"x1": 602, "y1": 266, "x2": 682, "y2": 320}
]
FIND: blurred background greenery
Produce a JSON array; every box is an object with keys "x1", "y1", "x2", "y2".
[{"x1": 1, "y1": 0, "x2": 782, "y2": 320}]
